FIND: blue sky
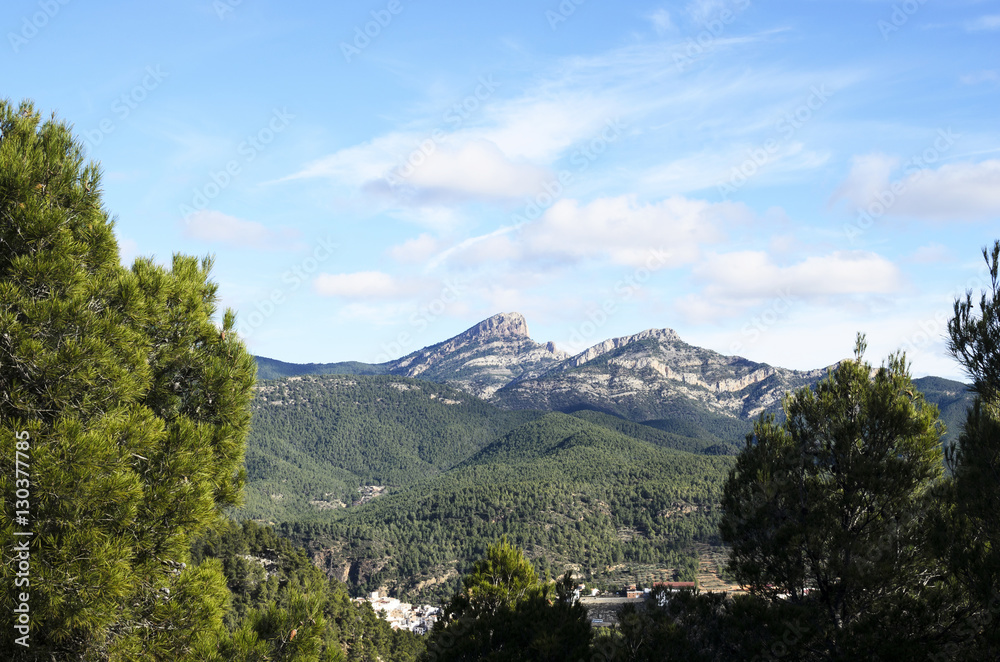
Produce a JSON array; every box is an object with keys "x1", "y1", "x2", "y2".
[{"x1": 5, "y1": 0, "x2": 999, "y2": 380}]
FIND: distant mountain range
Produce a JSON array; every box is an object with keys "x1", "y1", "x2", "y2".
[
  {"x1": 245, "y1": 313, "x2": 974, "y2": 603},
  {"x1": 254, "y1": 312, "x2": 971, "y2": 441}
]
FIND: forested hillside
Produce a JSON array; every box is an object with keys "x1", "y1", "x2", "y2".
[
  {"x1": 239, "y1": 366, "x2": 971, "y2": 605},
  {"x1": 256, "y1": 326, "x2": 973, "y2": 451},
  {"x1": 255, "y1": 356, "x2": 387, "y2": 381},
  {"x1": 241, "y1": 375, "x2": 544, "y2": 520},
  {"x1": 242, "y1": 382, "x2": 733, "y2": 604},
  {"x1": 189, "y1": 520, "x2": 424, "y2": 660}
]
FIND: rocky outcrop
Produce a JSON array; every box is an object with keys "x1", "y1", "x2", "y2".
[
  {"x1": 385, "y1": 313, "x2": 568, "y2": 398},
  {"x1": 463, "y1": 311, "x2": 531, "y2": 341},
  {"x1": 563, "y1": 329, "x2": 682, "y2": 369},
  {"x1": 379, "y1": 312, "x2": 833, "y2": 421},
  {"x1": 490, "y1": 323, "x2": 832, "y2": 421}
]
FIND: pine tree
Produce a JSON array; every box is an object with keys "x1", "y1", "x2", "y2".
[
  {"x1": 423, "y1": 538, "x2": 591, "y2": 662},
  {"x1": 720, "y1": 335, "x2": 946, "y2": 659},
  {"x1": 942, "y1": 239, "x2": 1000, "y2": 658},
  {"x1": 0, "y1": 99, "x2": 256, "y2": 660}
]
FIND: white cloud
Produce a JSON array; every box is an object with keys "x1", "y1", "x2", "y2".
[
  {"x1": 521, "y1": 195, "x2": 742, "y2": 267},
  {"x1": 966, "y1": 15, "x2": 1000, "y2": 31},
  {"x1": 279, "y1": 132, "x2": 557, "y2": 207},
  {"x1": 385, "y1": 139, "x2": 552, "y2": 202},
  {"x1": 830, "y1": 153, "x2": 899, "y2": 210},
  {"x1": 275, "y1": 85, "x2": 617, "y2": 208},
  {"x1": 180, "y1": 210, "x2": 298, "y2": 249},
  {"x1": 313, "y1": 271, "x2": 416, "y2": 299},
  {"x1": 275, "y1": 40, "x2": 858, "y2": 215},
  {"x1": 909, "y1": 243, "x2": 953, "y2": 264},
  {"x1": 646, "y1": 8, "x2": 675, "y2": 34},
  {"x1": 436, "y1": 195, "x2": 745, "y2": 271},
  {"x1": 694, "y1": 251, "x2": 903, "y2": 303},
  {"x1": 960, "y1": 70, "x2": 1000, "y2": 85},
  {"x1": 834, "y1": 156, "x2": 1000, "y2": 221},
  {"x1": 387, "y1": 234, "x2": 444, "y2": 264}
]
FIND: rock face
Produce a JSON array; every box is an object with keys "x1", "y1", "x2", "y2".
[
  {"x1": 385, "y1": 312, "x2": 569, "y2": 399},
  {"x1": 493, "y1": 325, "x2": 830, "y2": 420},
  {"x1": 560, "y1": 329, "x2": 682, "y2": 369},
  {"x1": 383, "y1": 313, "x2": 833, "y2": 422},
  {"x1": 463, "y1": 311, "x2": 531, "y2": 341}
]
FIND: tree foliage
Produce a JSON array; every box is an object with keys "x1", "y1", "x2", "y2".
[
  {"x1": 941, "y1": 239, "x2": 1000, "y2": 658},
  {"x1": 0, "y1": 99, "x2": 255, "y2": 659},
  {"x1": 189, "y1": 521, "x2": 424, "y2": 662},
  {"x1": 278, "y1": 412, "x2": 730, "y2": 605},
  {"x1": 720, "y1": 335, "x2": 946, "y2": 658},
  {"x1": 423, "y1": 539, "x2": 591, "y2": 662}
]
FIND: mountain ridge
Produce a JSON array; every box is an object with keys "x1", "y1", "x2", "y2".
[
  {"x1": 244, "y1": 314, "x2": 973, "y2": 603},
  {"x1": 384, "y1": 312, "x2": 569, "y2": 398},
  {"x1": 253, "y1": 311, "x2": 968, "y2": 432}
]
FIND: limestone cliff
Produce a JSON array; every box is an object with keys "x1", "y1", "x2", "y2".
[
  {"x1": 384, "y1": 313, "x2": 831, "y2": 422},
  {"x1": 493, "y1": 325, "x2": 830, "y2": 420},
  {"x1": 385, "y1": 312, "x2": 569, "y2": 398}
]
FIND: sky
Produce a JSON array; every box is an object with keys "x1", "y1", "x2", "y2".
[{"x1": 4, "y1": 0, "x2": 999, "y2": 381}]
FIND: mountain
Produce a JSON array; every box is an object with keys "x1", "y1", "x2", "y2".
[
  {"x1": 242, "y1": 374, "x2": 543, "y2": 520},
  {"x1": 273, "y1": 412, "x2": 733, "y2": 604},
  {"x1": 254, "y1": 356, "x2": 387, "y2": 380},
  {"x1": 491, "y1": 327, "x2": 830, "y2": 422},
  {"x1": 255, "y1": 312, "x2": 567, "y2": 398},
  {"x1": 384, "y1": 312, "x2": 569, "y2": 398},
  {"x1": 255, "y1": 314, "x2": 830, "y2": 429},
  {"x1": 242, "y1": 316, "x2": 974, "y2": 603},
  {"x1": 254, "y1": 312, "x2": 972, "y2": 443}
]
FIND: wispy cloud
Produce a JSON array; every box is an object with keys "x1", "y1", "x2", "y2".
[
  {"x1": 275, "y1": 35, "x2": 861, "y2": 219},
  {"x1": 180, "y1": 210, "x2": 300, "y2": 250},
  {"x1": 833, "y1": 156, "x2": 1000, "y2": 221},
  {"x1": 677, "y1": 250, "x2": 904, "y2": 322},
  {"x1": 275, "y1": 133, "x2": 410, "y2": 186},
  {"x1": 642, "y1": 141, "x2": 831, "y2": 195},
  {"x1": 685, "y1": 0, "x2": 729, "y2": 26},
  {"x1": 960, "y1": 70, "x2": 1000, "y2": 85},
  {"x1": 372, "y1": 139, "x2": 553, "y2": 204},
  {"x1": 646, "y1": 8, "x2": 675, "y2": 34},
  {"x1": 966, "y1": 15, "x2": 1000, "y2": 32},
  {"x1": 313, "y1": 271, "x2": 421, "y2": 299}
]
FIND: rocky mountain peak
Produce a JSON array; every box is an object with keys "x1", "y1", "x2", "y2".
[
  {"x1": 386, "y1": 312, "x2": 566, "y2": 399},
  {"x1": 567, "y1": 327, "x2": 683, "y2": 368},
  {"x1": 461, "y1": 312, "x2": 530, "y2": 342}
]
